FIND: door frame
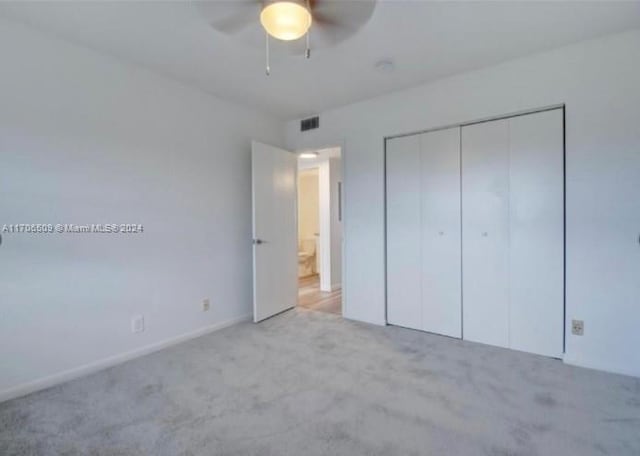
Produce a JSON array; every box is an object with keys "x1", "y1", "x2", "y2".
[
  {"x1": 383, "y1": 104, "x2": 566, "y2": 353},
  {"x1": 295, "y1": 140, "x2": 346, "y2": 317}
]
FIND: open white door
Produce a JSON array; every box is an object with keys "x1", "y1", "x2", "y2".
[{"x1": 252, "y1": 141, "x2": 298, "y2": 322}]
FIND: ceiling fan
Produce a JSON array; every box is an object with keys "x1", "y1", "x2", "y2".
[{"x1": 198, "y1": 0, "x2": 377, "y2": 75}]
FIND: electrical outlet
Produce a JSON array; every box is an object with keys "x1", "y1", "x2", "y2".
[
  {"x1": 202, "y1": 298, "x2": 210, "y2": 312},
  {"x1": 131, "y1": 315, "x2": 144, "y2": 333},
  {"x1": 572, "y1": 319, "x2": 584, "y2": 336}
]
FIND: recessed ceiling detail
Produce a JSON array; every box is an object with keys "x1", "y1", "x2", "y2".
[{"x1": 375, "y1": 59, "x2": 395, "y2": 74}]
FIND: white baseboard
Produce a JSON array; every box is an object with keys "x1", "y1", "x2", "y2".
[
  {"x1": 0, "y1": 314, "x2": 252, "y2": 404},
  {"x1": 563, "y1": 354, "x2": 640, "y2": 379},
  {"x1": 342, "y1": 313, "x2": 386, "y2": 327}
]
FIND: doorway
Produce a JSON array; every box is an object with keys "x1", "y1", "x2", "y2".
[{"x1": 296, "y1": 147, "x2": 342, "y2": 315}]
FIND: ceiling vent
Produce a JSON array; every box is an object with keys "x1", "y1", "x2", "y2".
[{"x1": 300, "y1": 116, "x2": 319, "y2": 132}]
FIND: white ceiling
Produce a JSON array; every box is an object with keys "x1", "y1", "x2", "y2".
[{"x1": 2, "y1": 1, "x2": 639, "y2": 120}]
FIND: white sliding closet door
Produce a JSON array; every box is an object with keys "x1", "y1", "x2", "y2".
[
  {"x1": 461, "y1": 119, "x2": 510, "y2": 348},
  {"x1": 462, "y1": 109, "x2": 564, "y2": 356},
  {"x1": 386, "y1": 134, "x2": 422, "y2": 330},
  {"x1": 420, "y1": 128, "x2": 461, "y2": 338},
  {"x1": 386, "y1": 128, "x2": 461, "y2": 336},
  {"x1": 509, "y1": 110, "x2": 564, "y2": 357},
  {"x1": 387, "y1": 108, "x2": 563, "y2": 355}
]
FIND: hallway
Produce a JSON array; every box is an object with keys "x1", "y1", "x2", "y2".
[{"x1": 298, "y1": 274, "x2": 341, "y2": 315}]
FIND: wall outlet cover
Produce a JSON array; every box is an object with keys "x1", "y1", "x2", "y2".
[
  {"x1": 571, "y1": 319, "x2": 584, "y2": 336},
  {"x1": 202, "y1": 298, "x2": 210, "y2": 312}
]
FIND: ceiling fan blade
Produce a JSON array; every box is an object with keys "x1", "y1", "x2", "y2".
[
  {"x1": 309, "y1": 0, "x2": 376, "y2": 47},
  {"x1": 312, "y1": 0, "x2": 376, "y2": 31},
  {"x1": 308, "y1": 23, "x2": 353, "y2": 48},
  {"x1": 196, "y1": 0, "x2": 261, "y2": 35},
  {"x1": 210, "y1": 13, "x2": 256, "y2": 34}
]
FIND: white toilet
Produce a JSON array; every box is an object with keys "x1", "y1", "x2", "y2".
[{"x1": 298, "y1": 238, "x2": 317, "y2": 277}]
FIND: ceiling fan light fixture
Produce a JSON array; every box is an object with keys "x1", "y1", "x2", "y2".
[{"x1": 260, "y1": 0, "x2": 312, "y2": 41}]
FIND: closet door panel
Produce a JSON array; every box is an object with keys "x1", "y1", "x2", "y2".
[
  {"x1": 461, "y1": 120, "x2": 510, "y2": 348},
  {"x1": 386, "y1": 135, "x2": 422, "y2": 330},
  {"x1": 509, "y1": 109, "x2": 564, "y2": 357},
  {"x1": 420, "y1": 128, "x2": 462, "y2": 338}
]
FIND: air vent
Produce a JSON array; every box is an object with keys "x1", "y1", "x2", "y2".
[{"x1": 300, "y1": 116, "x2": 319, "y2": 132}]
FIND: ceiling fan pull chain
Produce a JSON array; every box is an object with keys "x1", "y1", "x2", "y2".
[
  {"x1": 265, "y1": 31, "x2": 271, "y2": 76},
  {"x1": 305, "y1": 0, "x2": 311, "y2": 59}
]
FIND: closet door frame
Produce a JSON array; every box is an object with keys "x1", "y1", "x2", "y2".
[{"x1": 384, "y1": 104, "x2": 566, "y2": 355}]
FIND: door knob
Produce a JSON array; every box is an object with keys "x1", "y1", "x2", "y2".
[
  {"x1": 253, "y1": 239, "x2": 266, "y2": 245},
  {"x1": 482, "y1": 232, "x2": 488, "y2": 237},
  {"x1": 438, "y1": 231, "x2": 444, "y2": 236}
]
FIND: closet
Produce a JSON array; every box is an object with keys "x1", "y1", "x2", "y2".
[
  {"x1": 386, "y1": 127, "x2": 461, "y2": 338},
  {"x1": 386, "y1": 108, "x2": 564, "y2": 358}
]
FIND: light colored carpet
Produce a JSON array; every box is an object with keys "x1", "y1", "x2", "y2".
[{"x1": 1, "y1": 309, "x2": 639, "y2": 456}]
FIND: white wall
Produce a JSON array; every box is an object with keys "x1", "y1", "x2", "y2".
[
  {"x1": 0, "y1": 19, "x2": 283, "y2": 398},
  {"x1": 328, "y1": 155, "x2": 342, "y2": 290},
  {"x1": 285, "y1": 29, "x2": 640, "y2": 377}
]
